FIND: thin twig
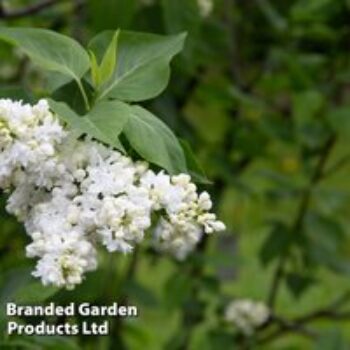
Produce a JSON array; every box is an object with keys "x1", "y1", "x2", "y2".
[
  {"x1": 323, "y1": 154, "x2": 350, "y2": 178},
  {"x1": 267, "y1": 135, "x2": 337, "y2": 309},
  {"x1": 0, "y1": 0, "x2": 77, "y2": 19},
  {"x1": 295, "y1": 291, "x2": 350, "y2": 324},
  {"x1": 259, "y1": 316, "x2": 317, "y2": 345},
  {"x1": 258, "y1": 293, "x2": 350, "y2": 345},
  {"x1": 296, "y1": 309, "x2": 350, "y2": 324}
]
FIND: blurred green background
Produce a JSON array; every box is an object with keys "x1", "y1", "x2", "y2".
[{"x1": 1, "y1": 0, "x2": 350, "y2": 349}]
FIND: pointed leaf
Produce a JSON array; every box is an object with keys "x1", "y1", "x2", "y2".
[
  {"x1": 99, "y1": 30, "x2": 119, "y2": 85},
  {"x1": 180, "y1": 139, "x2": 211, "y2": 184},
  {"x1": 89, "y1": 30, "x2": 186, "y2": 101},
  {"x1": 124, "y1": 106, "x2": 187, "y2": 174},
  {"x1": 259, "y1": 222, "x2": 293, "y2": 267},
  {"x1": 89, "y1": 50, "x2": 101, "y2": 87},
  {"x1": 0, "y1": 28, "x2": 90, "y2": 83}
]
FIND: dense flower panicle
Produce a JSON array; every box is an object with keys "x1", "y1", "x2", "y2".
[
  {"x1": 0, "y1": 99, "x2": 226, "y2": 289},
  {"x1": 225, "y1": 299, "x2": 270, "y2": 335}
]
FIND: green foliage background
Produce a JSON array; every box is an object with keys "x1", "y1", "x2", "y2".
[{"x1": 0, "y1": 0, "x2": 350, "y2": 349}]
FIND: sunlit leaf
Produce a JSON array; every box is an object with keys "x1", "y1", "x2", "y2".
[{"x1": 89, "y1": 30, "x2": 186, "y2": 101}]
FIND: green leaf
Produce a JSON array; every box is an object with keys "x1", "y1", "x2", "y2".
[
  {"x1": 89, "y1": 50, "x2": 101, "y2": 87},
  {"x1": 14, "y1": 281, "x2": 59, "y2": 304},
  {"x1": 327, "y1": 106, "x2": 350, "y2": 137},
  {"x1": 0, "y1": 267, "x2": 33, "y2": 305},
  {"x1": 259, "y1": 222, "x2": 292, "y2": 267},
  {"x1": 99, "y1": 30, "x2": 119, "y2": 85},
  {"x1": 161, "y1": 0, "x2": 201, "y2": 71},
  {"x1": 87, "y1": 0, "x2": 137, "y2": 31},
  {"x1": 164, "y1": 272, "x2": 192, "y2": 310},
  {"x1": 89, "y1": 30, "x2": 186, "y2": 101},
  {"x1": 27, "y1": 336, "x2": 80, "y2": 350},
  {"x1": 0, "y1": 340, "x2": 40, "y2": 350},
  {"x1": 293, "y1": 90, "x2": 324, "y2": 124},
  {"x1": 304, "y1": 213, "x2": 345, "y2": 266},
  {"x1": 0, "y1": 269, "x2": 58, "y2": 330},
  {"x1": 180, "y1": 139, "x2": 211, "y2": 184},
  {"x1": 0, "y1": 86, "x2": 33, "y2": 103},
  {"x1": 123, "y1": 280, "x2": 159, "y2": 308},
  {"x1": 48, "y1": 99, "x2": 128, "y2": 152},
  {"x1": 285, "y1": 273, "x2": 317, "y2": 299},
  {"x1": 314, "y1": 329, "x2": 349, "y2": 350},
  {"x1": 0, "y1": 27, "x2": 90, "y2": 84},
  {"x1": 302, "y1": 213, "x2": 350, "y2": 275},
  {"x1": 124, "y1": 323, "x2": 152, "y2": 350},
  {"x1": 51, "y1": 80, "x2": 93, "y2": 115},
  {"x1": 45, "y1": 72, "x2": 73, "y2": 94},
  {"x1": 123, "y1": 106, "x2": 187, "y2": 174},
  {"x1": 207, "y1": 330, "x2": 236, "y2": 350},
  {"x1": 162, "y1": 0, "x2": 200, "y2": 34}
]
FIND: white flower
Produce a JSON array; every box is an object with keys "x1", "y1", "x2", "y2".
[
  {"x1": 154, "y1": 217, "x2": 203, "y2": 260},
  {"x1": 96, "y1": 188, "x2": 152, "y2": 253},
  {"x1": 197, "y1": 0, "x2": 213, "y2": 18},
  {"x1": 0, "y1": 99, "x2": 65, "y2": 189},
  {"x1": 0, "y1": 98, "x2": 226, "y2": 288},
  {"x1": 27, "y1": 231, "x2": 97, "y2": 290},
  {"x1": 142, "y1": 170, "x2": 225, "y2": 258},
  {"x1": 225, "y1": 299, "x2": 270, "y2": 335}
]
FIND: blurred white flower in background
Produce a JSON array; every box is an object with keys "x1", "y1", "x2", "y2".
[
  {"x1": 197, "y1": 0, "x2": 214, "y2": 18},
  {"x1": 225, "y1": 299, "x2": 270, "y2": 335},
  {"x1": 140, "y1": 0, "x2": 213, "y2": 18}
]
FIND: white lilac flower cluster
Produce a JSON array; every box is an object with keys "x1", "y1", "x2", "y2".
[
  {"x1": 225, "y1": 299, "x2": 270, "y2": 335},
  {"x1": 0, "y1": 99, "x2": 225, "y2": 289}
]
